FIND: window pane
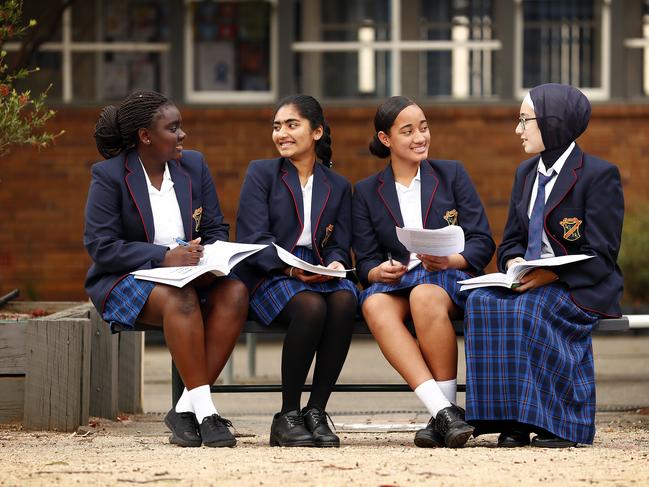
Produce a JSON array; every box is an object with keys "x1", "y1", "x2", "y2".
[
  {"x1": 72, "y1": 52, "x2": 170, "y2": 101},
  {"x1": 420, "y1": 0, "x2": 495, "y2": 98},
  {"x1": 9, "y1": 52, "x2": 63, "y2": 100},
  {"x1": 522, "y1": 0, "x2": 601, "y2": 88},
  {"x1": 192, "y1": 1, "x2": 271, "y2": 92}
]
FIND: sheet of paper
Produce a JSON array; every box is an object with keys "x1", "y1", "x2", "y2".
[
  {"x1": 396, "y1": 226, "x2": 465, "y2": 256},
  {"x1": 272, "y1": 243, "x2": 354, "y2": 278}
]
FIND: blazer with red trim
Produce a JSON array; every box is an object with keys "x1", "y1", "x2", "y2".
[
  {"x1": 234, "y1": 158, "x2": 353, "y2": 293},
  {"x1": 352, "y1": 159, "x2": 495, "y2": 287},
  {"x1": 84, "y1": 149, "x2": 229, "y2": 312},
  {"x1": 498, "y1": 144, "x2": 624, "y2": 317}
]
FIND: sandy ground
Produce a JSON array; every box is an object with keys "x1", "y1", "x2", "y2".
[{"x1": 1, "y1": 335, "x2": 648, "y2": 486}]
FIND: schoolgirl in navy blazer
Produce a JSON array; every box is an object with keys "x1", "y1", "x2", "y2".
[
  {"x1": 85, "y1": 149, "x2": 228, "y2": 313},
  {"x1": 234, "y1": 157, "x2": 352, "y2": 294},
  {"x1": 353, "y1": 159, "x2": 494, "y2": 287}
]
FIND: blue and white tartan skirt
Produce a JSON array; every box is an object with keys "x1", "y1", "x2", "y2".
[
  {"x1": 102, "y1": 275, "x2": 156, "y2": 333},
  {"x1": 250, "y1": 246, "x2": 359, "y2": 326},
  {"x1": 359, "y1": 264, "x2": 471, "y2": 310},
  {"x1": 463, "y1": 283, "x2": 599, "y2": 444}
]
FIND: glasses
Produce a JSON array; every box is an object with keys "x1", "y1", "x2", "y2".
[{"x1": 518, "y1": 116, "x2": 538, "y2": 130}]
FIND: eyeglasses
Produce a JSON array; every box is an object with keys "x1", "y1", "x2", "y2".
[{"x1": 518, "y1": 116, "x2": 538, "y2": 130}]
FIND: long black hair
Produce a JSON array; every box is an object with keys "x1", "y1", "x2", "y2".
[
  {"x1": 94, "y1": 90, "x2": 173, "y2": 159},
  {"x1": 274, "y1": 94, "x2": 333, "y2": 167},
  {"x1": 368, "y1": 96, "x2": 415, "y2": 158}
]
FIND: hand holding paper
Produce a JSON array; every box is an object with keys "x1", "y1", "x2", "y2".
[
  {"x1": 273, "y1": 243, "x2": 354, "y2": 278},
  {"x1": 396, "y1": 226, "x2": 465, "y2": 256}
]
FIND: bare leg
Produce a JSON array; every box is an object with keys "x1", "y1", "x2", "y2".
[
  {"x1": 201, "y1": 278, "x2": 248, "y2": 384},
  {"x1": 362, "y1": 293, "x2": 433, "y2": 389},
  {"x1": 138, "y1": 285, "x2": 208, "y2": 389},
  {"x1": 409, "y1": 284, "x2": 459, "y2": 381}
]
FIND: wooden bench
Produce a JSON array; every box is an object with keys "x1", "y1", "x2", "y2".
[{"x1": 170, "y1": 317, "x2": 631, "y2": 404}]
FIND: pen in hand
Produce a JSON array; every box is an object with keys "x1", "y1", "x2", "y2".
[
  {"x1": 175, "y1": 237, "x2": 190, "y2": 247},
  {"x1": 387, "y1": 252, "x2": 394, "y2": 266}
]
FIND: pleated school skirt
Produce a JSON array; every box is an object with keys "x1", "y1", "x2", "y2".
[
  {"x1": 359, "y1": 264, "x2": 470, "y2": 310},
  {"x1": 250, "y1": 246, "x2": 359, "y2": 326},
  {"x1": 102, "y1": 275, "x2": 156, "y2": 333},
  {"x1": 463, "y1": 283, "x2": 599, "y2": 444}
]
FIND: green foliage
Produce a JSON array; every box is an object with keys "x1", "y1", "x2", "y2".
[
  {"x1": 619, "y1": 206, "x2": 649, "y2": 305},
  {"x1": 0, "y1": 0, "x2": 62, "y2": 157}
]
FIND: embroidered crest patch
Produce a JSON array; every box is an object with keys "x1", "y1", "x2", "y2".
[
  {"x1": 559, "y1": 217, "x2": 582, "y2": 241},
  {"x1": 321, "y1": 224, "x2": 334, "y2": 248},
  {"x1": 444, "y1": 209, "x2": 458, "y2": 226},
  {"x1": 192, "y1": 207, "x2": 203, "y2": 232}
]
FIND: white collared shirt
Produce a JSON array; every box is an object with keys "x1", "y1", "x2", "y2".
[
  {"x1": 296, "y1": 174, "x2": 314, "y2": 248},
  {"x1": 395, "y1": 166, "x2": 423, "y2": 269},
  {"x1": 527, "y1": 142, "x2": 575, "y2": 258},
  {"x1": 140, "y1": 160, "x2": 185, "y2": 247}
]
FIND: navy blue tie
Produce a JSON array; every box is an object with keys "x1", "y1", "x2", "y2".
[{"x1": 524, "y1": 171, "x2": 555, "y2": 261}]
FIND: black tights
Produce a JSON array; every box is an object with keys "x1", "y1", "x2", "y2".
[{"x1": 275, "y1": 290, "x2": 356, "y2": 413}]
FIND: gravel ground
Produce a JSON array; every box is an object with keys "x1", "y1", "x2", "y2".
[{"x1": 1, "y1": 410, "x2": 648, "y2": 487}]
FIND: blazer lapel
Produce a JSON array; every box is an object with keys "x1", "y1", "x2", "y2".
[
  {"x1": 545, "y1": 145, "x2": 583, "y2": 217},
  {"x1": 124, "y1": 150, "x2": 155, "y2": 242},
  {"x1": 310, "y1": 164, "x2": 331, "y2": 262},
  {"x1": 377, "y1": 163, "x2": 404, "y2": 227},
  {"x1": 168, "y1": 159, "x2": 192, "y2": 240},
  {"x1": 280, "y1": 158, "x2": 305, "y2": 235},
  {"x1": 419, "y1": 161, "x2": 439, "y2": 227}
]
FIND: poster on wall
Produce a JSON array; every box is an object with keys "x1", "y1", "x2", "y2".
[{"x1": 196, "y1": 42, "x2": 235, "y2": 91}]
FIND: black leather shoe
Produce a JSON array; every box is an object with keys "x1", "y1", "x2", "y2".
[
  {"x1": 270, "y1": 410, "x2": 315, "y2": 447},
  {"x1": 498, "y1": 430, "x2": 530, "y2": 448},
  {"x1": 302, "y1": 407, "x2": 340, "y2": 447},
  {"x1": 414, "y1": 416, "x2": 445, "y2": 448},
  {"x1": 199, "y1": 414, "x2": 237, "y2": 447},
  {"x1": 531, "y1": 434, "x2": 577, "y2": 448},
  {"x1": 435, "y1": 405, "x2": 474, "y2": 448},
  {"x1": 164, "y1": 409, "x2": 201, "y2": 447}
]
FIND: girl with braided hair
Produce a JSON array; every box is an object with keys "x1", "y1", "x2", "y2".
[
  {"x1": 85, "y1": 90, "x2": 248, "y2": 448},
  {"x1": 234, "y1": 94, "x2": 357, "y2": 447}
]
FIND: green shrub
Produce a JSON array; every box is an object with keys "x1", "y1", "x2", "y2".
[
  {"x1": 0, "y1": 0, "x2": 62, "y2": 157},
  {"x1": 619, "y1": 207, "x2": 649, "y2": 306}
]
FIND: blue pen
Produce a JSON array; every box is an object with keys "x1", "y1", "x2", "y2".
[{"x1": 175, "y1": 237, "x2": 190, "y2": 247}]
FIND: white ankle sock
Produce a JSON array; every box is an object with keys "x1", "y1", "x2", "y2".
[
  {"x1": 187, "y1": 385, "x2": 218, "y2": 423},
  {"x1": 174, "y1": 388, "x2": 193, "y2": 414},
  {"x1": 437, "y1": 378, "x2": 457, "y2": 404},
  {"x1": 415, "y1": 379, "x2": 452, "y2": 417}
]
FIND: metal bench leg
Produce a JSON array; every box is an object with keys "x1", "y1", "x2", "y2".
[{"x1": 247, "y1": 333, "x2": 257, "y2": 377}]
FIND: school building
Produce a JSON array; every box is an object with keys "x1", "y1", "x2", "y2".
[{"x1": 1, "y1": 0, "x2": 648, "y2": 300}]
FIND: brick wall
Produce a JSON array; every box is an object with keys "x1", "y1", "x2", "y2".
[{"x1": 1, "y1": 103, "x2": 646, "y2": 300}]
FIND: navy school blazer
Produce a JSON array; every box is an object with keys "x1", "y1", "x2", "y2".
[
  {"x1": 234, "y1": 158, "x2": 353, "y2": 293},
  {"x1": 352, "y1": 159, "x2": 496, "y2": 287},
  {"x1": 84, "y1": 149, "x2": 229, "y2": 312},
  {"x1": 497, "y1": 144, "x2": 624, "y2": 317}
]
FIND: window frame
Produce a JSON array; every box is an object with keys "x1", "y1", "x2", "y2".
[
  {"x1": 182, "y1": 0, "x2": 278, "y2": 104},
  {"x1": 513, "y1": 0, "x2": 611, "y2": 101}
]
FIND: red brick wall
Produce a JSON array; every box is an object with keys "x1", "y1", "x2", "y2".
[{"x1": 1, "y1": 104, "x2": 646, "y2": 300}]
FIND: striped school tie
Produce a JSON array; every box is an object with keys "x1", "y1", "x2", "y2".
[{"x1": 524, "y1": 171, "x2": 555, "y2": 261}]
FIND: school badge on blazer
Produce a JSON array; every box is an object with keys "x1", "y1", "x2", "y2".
[
  {"x1": 559, "y1": 217, "x2": 583, "y2": 241},
  {"x1": 321, "y1": 224, "x2": 334, "y2": 248},
  {"x1": 444, "y1": 209, "x2": 458, "y2": 226},
  {"x1": 192, "y1": 207, "x2": 203, "y2": 232}
]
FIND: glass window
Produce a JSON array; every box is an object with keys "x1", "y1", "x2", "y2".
[
  {"x1": 623, "y1": 1, "x2": 649, "y2": 97},
  {"x1": 517, "y1": 0, "x2": 609, "y2": 98},
  {"x1": 186, "y1": 0, "x2": 275, "y2": 102}
]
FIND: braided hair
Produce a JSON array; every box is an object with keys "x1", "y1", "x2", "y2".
[
  {"x1": 369, "y1": 96, "x2": 415, "y2": 159},
  {"x1": 274, "y1": 94, "x2": 333, "y2": 168},
  {"x1": 94, "y1": 90, "x2": 173, "y2": 159}
]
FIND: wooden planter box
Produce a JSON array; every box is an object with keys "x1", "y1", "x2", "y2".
[{"x1": 0, "y1": 301, "x2": 144, "y2": 432}]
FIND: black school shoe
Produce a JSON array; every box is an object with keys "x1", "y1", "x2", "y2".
[
  {"x1": 414, "y1": 416, "x2": 445, "y2": 448},
  {"x1": 435, "y1": 404, "x2": 475, "y2": 448},
  {"x1": 270, "y1": 410, "x2": 315, "y2": 447},
  {"x1": 531, "y1": 433, "x2": 577, "y2": 448},
  {"x1": 199, "y1": 414, "x2": 237, "y2": 447},
  {"x1": 164, "y1": 408, "x2": 201, "y2": 447},
  {"x1": 302, "y1": 407, "x2": 340, "y2": 447},
  {"x1": 498, "y1": 429, "x2": 531, "y2": 448}
]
